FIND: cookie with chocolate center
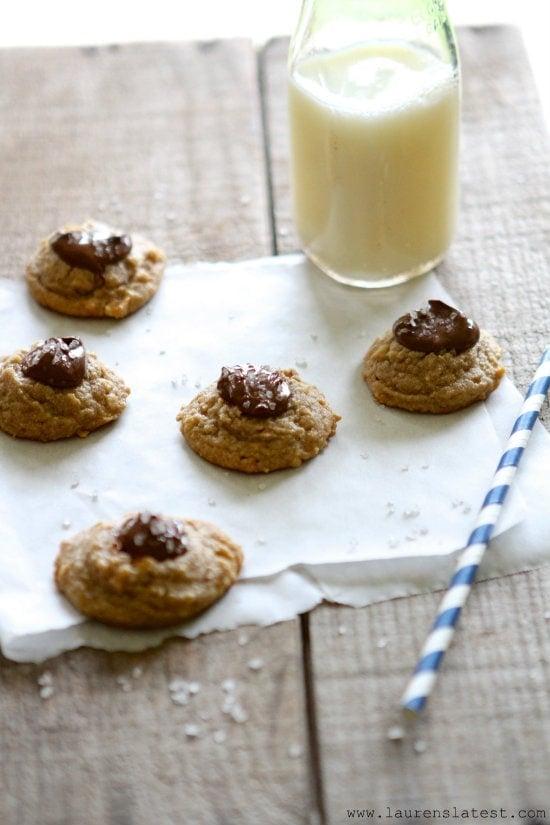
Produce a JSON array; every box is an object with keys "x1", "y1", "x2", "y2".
[
  {"x1": 54, "y1": 512, "x2": 243, "y2": 629},
  {"x1": 26, "y1": 219, "x2": 165, "y2": 319},
  {"x1": 0, "y1": 337, "x2": 129, "y2": 440},
  {"x1": 177, "y1": 365, "x2": 340, "y2": 473},
  {"x1": 363, "y1": 300, "x2": 504, "y2": 414}
]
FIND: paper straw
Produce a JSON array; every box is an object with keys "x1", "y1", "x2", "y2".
[{"x1": 401, "y1": 348, "x2": 550, "y2": 714}]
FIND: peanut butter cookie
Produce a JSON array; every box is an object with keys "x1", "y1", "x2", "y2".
[
  {"x1": 177, "y1": 364, "x2": 340, "y2": 473},
  {"x1": 54, "y1": 512, "x2": 243, "y2": 629},
  {"x1": 363, "y1": 300, "x2": 505, "y2": 414},
  {"x1": 26, "y1": 219, "x2": 165, "y2": 319},
  {"x1": 0, "y1": 337, "x2": 130, "y2": 441}
]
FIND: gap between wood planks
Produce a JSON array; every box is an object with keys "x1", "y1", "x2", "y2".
[{"x1": 257, "y1": 46, "x2": 328, "y2": 825}]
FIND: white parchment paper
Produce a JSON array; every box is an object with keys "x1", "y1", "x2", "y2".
[{"x1": 1, "y1": 254, "x2": 548, "y2": 662}]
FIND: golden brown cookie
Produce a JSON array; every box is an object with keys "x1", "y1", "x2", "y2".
[
  {"x1": 363, "y1": 300, "x2": 505, "y2": 414},
  {"x1": 26, "y1": 219, "x2": 165, "y2": 319},
  {"x1": 54, "y1": 512, "x2": 243, "y2": 629},
  {"x1": 177, "y1": 365, "x2": 340, "y2": 473},
  {"x1": 0, "y1": 337, "x2": 130, "y2": 441}
]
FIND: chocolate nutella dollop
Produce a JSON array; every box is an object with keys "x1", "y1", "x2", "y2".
[
  {"x1": 117, "y1": 513, "x2": 188, "y2": 561},
  {"x1": 21, "y1": 337, "x2": 86, "y2": 389},
  {"x1": 217, "y1": 364, "x2": 292, "y2": 418},
  {"x1": 51, "y1": 229, "x2": 132, "y2": 276},
  {"x1": 392, "y1": 300, "x2": 480, "y2": 354}
]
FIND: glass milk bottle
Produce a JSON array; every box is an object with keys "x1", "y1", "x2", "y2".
[{"x1": 288, "y1": 0, "x2": 460, "y2": 288}]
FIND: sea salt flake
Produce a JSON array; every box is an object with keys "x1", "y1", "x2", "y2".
[
  {"x1": 337, "y1": 625, "x2": 347, "y2": 636},
  {"x1": 413, "y1": 739, "x2": 427, "y2": 754},
  {"x1": 213, "y1": 729, "x2": 227, "y2": 744},
  {"x1": 62, "y1": 520, "x2": 71, "y2": 530},
  {"x1": 188, "y1": 681, "x2": 201, "y2": 695},
  {"x1": 222, "y1": 678, "x2": 236, "y2": 693},
  {"x1": 230, "y1": 704, "x2": 249, "y2": 723},
  {"x1": 387, "y1": 725, "x2": 405, "y2": 741},
  {"x1": 169, "y1": 677, "x2": 189, "y2": 692},
  {"x1": 247, "y1": 658, "x2": 264, "y2": 672},
  {"x1": 38, "y1": 671, "x2": 53, "y2": 687},
  {"x1": 39, "y1": 685, "x2": 54, "y2": 700},
  {"x1": 116, "y1": 676, "x2": 132, "y2": 692},
  {"x1": 184, "y1": 723, "x2": 201, "y2": 739},
  {"x1": 237, "y1": 631, "x2": 249, "y2": 646},
  {"x1": 171, "y1": 691, "x2": 189, "y2": 706},
  {"x1": 288, "y1": 743, "x2": 303, "y2": 759},
  {"x1": 239, "y1": 194, "x2": 251, "y2": 206}
]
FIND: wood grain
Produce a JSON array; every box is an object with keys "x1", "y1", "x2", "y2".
[
  {"x1": 0, "y1": 41, "x2": 313, "y2": 825},
  {"x1": 261, "y1": 26, "x2": 550, "y2": 818}
]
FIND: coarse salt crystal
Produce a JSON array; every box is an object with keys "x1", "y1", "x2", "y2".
[
  {"x1": 230, "y1": 704, "x2": 249, "y2": 723},
  {"x1": 39, "y1": 685, "x2": 54, "y2": 700},
  {"x1": 169, "y1": 677, "x2": 189, "y2": 692},
  {"x1": 38, "y1": 671, "x2": 53, "y2": 686},
  {"x1": 247, "y1": 658, "x2": 264, "y2": 672},
  {"x1": 184, "y1": 723, "x2": 201, "y2": 738},
  {"x1": 188, "y1": 681, "x2": 201, "y2": 694},
  {"x1": 376, "y1": 638, "x2": 388, "y2": 649},
  {"x1": 413, "y1": 739, "x2": 427, "y2": 754},
  {"x1": 337, "y1": 625, "x2": 347, "y2": 636},
  {"x1": 213, "y1": 729, "x2": 227, "y2": 744},
  {"x1": 387, "y1": 725, "x2": 405, "y2": 741},
  {"x1": 222, "y1": 678, "x2": 236, "y2": 693}
]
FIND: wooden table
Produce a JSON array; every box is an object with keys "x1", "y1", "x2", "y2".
[{"x1": 1, "y1": 27, "x2": 550, "y2": 824}]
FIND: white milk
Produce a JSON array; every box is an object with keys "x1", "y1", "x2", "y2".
[{"x1": 289, "y1": 42, "x2": 460, "y2": 287}]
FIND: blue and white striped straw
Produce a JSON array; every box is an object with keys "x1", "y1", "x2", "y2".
[{"x1": 401, "y1": 348, "x2": 550, "y2": 714}]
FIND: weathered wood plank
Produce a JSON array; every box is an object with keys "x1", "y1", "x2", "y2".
[
  {"x1": 0, "y1": 41, "x2": 313, "y2": 825},
  {"x1": 261, "y1": 26, "x2": 550, "y2": 816}
]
